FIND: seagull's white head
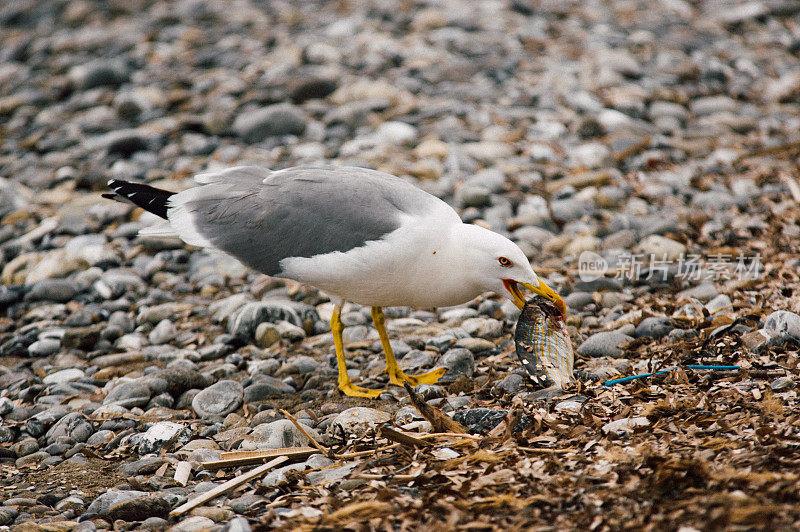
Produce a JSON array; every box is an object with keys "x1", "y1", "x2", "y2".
[{"x1": 458, "y1": 224, "x2": 566, "y2": 315}]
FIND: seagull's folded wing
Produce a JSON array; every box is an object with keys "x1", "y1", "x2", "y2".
[{"x1": 162, "y1": 166, "x2": 437, "y2": 276}]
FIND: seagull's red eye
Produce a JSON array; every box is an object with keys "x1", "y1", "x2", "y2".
[{"x1": 498, "y1": 257, "x2": 512, "y2": 267}]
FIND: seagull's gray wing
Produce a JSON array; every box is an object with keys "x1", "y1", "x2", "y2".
[{"x1": 167, "y1": 166, "x2": 448, "y2": 276}]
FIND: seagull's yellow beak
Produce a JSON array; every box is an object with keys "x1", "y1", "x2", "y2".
[{"x1": 503, "y1": 278, "x2": 567, "y2": 315}]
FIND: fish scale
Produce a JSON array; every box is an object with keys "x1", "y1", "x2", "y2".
[{"x1": 514, "y1": 298, "x2": 574, "y2": 389}]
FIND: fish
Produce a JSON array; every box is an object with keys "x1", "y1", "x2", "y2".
[{"x1": 514, "y1": 297, "x2": 574, "y2": 389}]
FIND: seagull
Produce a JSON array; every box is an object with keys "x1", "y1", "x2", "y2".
[{"x1": 105, "y1": 166, "x2": 566, "y2": 398}]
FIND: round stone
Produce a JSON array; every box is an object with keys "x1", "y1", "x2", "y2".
[
  {"x1": 634, "y1": 317, "x2": 676, "y2": 339},
  {"x1": 43, "y1": 368, "x2": 84, "y2": 385},
  {"x1": 330, "y1": 407, "x2": 391, "y2": 435},
  {"x1": 103, "y1": 380, "x2": 152, "y2": 409},
  {"x1": 191, "y1": 380, "x2": 243, "y2": 419},
  {"x1": 763, "y1": 311, "x2": 800, "y2": 339},
  {"x1": 27, "y1": 338, "x2": 61, "y2": 357},
  {"x1": 576, "y1": 331, "x2": 633, "y2": 358}
]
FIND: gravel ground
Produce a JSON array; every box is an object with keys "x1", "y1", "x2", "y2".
[{"x1": 2, "y1": 0, "x2": 800, "y2": 530}]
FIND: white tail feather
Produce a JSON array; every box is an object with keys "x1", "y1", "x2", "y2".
[{"x1": 138, "y1": 222, "x2": 180, "y2": 238}]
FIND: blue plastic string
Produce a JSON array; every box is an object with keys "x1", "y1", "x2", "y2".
[{"x1": 602, "y1": 365, "x2": 741, "y2": 386}]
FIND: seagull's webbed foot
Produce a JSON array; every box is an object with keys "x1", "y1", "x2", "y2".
[
  {"x1": 387, "y1": 366, "x2": 446, "y2": 387},
  {"x1": 332, "y1": 303, "x2": 385, "y2": 399},
  {"x1": 371, "y1": 306, "x2": 447, "y2": 389},
  {"x1": 338, "y1": 378, "x2": 384, "y2": 398}
]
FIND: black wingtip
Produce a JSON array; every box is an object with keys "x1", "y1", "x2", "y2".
[{"x1": 104, "y1": 179, "x2": 174, "y2": 219}]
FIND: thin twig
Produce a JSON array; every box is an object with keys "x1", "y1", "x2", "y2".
[
  {"x1": 516, "y1": 446, "x2": 571, "y2": 454},
  {"x1": 379, "y1": 426, "x2": 433, "y2": 447},
  {"x1": 353, "y1": 473, "x2": 418, "y2": 481},
  {"x1": 280, "y1": 409, "x2": 335, "y2": 459},
  {"x1": 735, "y1": 139, "x2": 800, "y2": 163},
  {"x1": 417, "y1": 433, "x2": 483, "y2": 440},
  {"x1": 613, "y1": 136, "x2": 652, "y2": 163},
  {"x1": 337, "y1": 444, "x2": 400, "y2": 458},
  {"x1": 170, "y1": 456, "x2": 288, "y2": 516},
  {"x1": 404, "y1": 383, "x2": 467, "y2": 434},
  {"x1": 202, "y1": 447, "x2": 318, "y2": 469}
]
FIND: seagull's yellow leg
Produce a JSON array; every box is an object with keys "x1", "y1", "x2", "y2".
[
  {"x1": 371, "y1": 306, "x2": 446, "y2": 387},
  {"x1": 331, "y1": 304, "x2": 383, "y2": 398}
]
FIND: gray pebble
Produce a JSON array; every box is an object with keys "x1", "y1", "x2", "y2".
[
  {"x1": 452, "y1": 408, "x2": 508, "y2": 433},
  {"x1": 691, "y1": 190, "x2": 736, "y2": 212},
  {"x1": 275, "y1": 320, "x2": 306, "y2": 341},
  {"x1": 455, "y1": 337, "x2": 496, "y2": 353},
  {"x1": 233, "y1": 104, "x2": 307, "y2": 143},
  {"x1": 85, "y1": 490, "x2": 148, "y2": 517},
  {"x1": 437, "y1": 348, "x2": 474, "y2": 383},
  {"x1": 690, "y1": 95, "x2": 738, "y2": 117},
  {"x1": 261, "y1": 463, "x2": 307, "y2": 487},
  {"x1": 13, "y1": 437, "x2": 40, "y2": 458},
  {"x1": 85, "y1": 129, "x2": 157, "y2": 158},
  {"x1": 457, "y1": 185, "x2": 492, "y2": 208},
  {"x1": 137, "y1": 422, "x2": 192, "y2": 455},
  {"x1": 276, "y1": 355, "x2": 319, "y2": 375},
  {"x1": 495, "y1": 374, "x2": 524, "y2": 395},
  {"x1": 763, "y1": 311, "x2": 800, "y2": 339},
  {"x1": 103, "y1": 380, "x2": 152, "y2": 409},
  {"x1": 460, "y1": 317, "x2": 503, "y2": 339},
  {"x1": 550, "y1": 199, "x2": 594, "y2": 223},
  {"x1": 42, "y1": 368, "x2": 84, "y2": 385},
  {"x1": 565, "y1": 291, "x2": 593, "y2": 310},
  {"x1": 69, "y1": 59, "x2": 130, "y2": 90},
  {"x1": 156, "y1": 363, "x2": 210, "y2": 395},
  {"x1": 305, "y1": 453, "x2": 334, "y2": 469},
  {"x1": 243, "y1": 376, "x2": 296, "y2": 402},
  {"x1": 677, "y1": 282, "x2": 719, "y2": 302},
  {"x1": 222, "y1": 517, "x2": 253, "y2": 532},
  {"x1": 289, "y1": 76, "x2": 338, "y2": 104},
  {"x1": 400, "y1": 350, "x2": 434, "y2": 372},
  {"x1": 106, "y1": 493, "x2": 171, "y2": 522},
  {"x1": 27, "y1": 406, "x2": 71, "y2": 437},
  {"x1": 147, "y1": 393, "x2": 175, "y2": 409},
  {"x1": 245, "y1": 419, "x2": 319, "y2": 450},
  {"x1": 25, "y1": 279, "x2": 79, "y2": 303},
  {"x1": 142, "y1": 517, "x2": 170, "y2": 530},
  {"x1": 330, "y1": 407, "x2": 390, "y2": 435},
  {"x1": 0, "y1": 507, "x2": 18, "y2": 525},
  {"x1": 576, "y1": 331, "x2": 633, "y2": 358},
  {"x1": 414, "y1": 384, "x2": 446, "y2": 401},
  {"x1": 86, "y1": 429, "x2": 115, "y2": 446},
  {"x1": 118, "y1": 456, "x2": 166, "y2": 476},
  {"x1": 16, "y1": 451, "x2": 50, "y2": 467},
  {"x1": 441, "y1": 308, "x2": 479, "y2": 321},
  {"x1": 148, "y1": 319, "x2": 177, "y2": 345},
  {"x1": 192, "y1": 380, "x2": 243, "y2": 418},
  {"x1": 0, "y1": 397, "x2": 14, "y2": 416},
  {"x1": 228, "y1": 301, "x2": 318, "y2": 341},
  {"x1": 45, "y1": 412, "x2": 93, "y2": 444},
  {"x1": 306, "y1": 462, "x2": 358, "y2": 485},
  {"x1": 27, "y1": 338, "x2": 61, "y2": 357},
  {"x1": 770, "y1": 376, "x2": 795, "y2": 392},
  {"x1": 634, "y1": 317, "x2": 676, "y2": 339},
  {"x1": 56, "y1": 496, "x2": 87, "y2": 512}
]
